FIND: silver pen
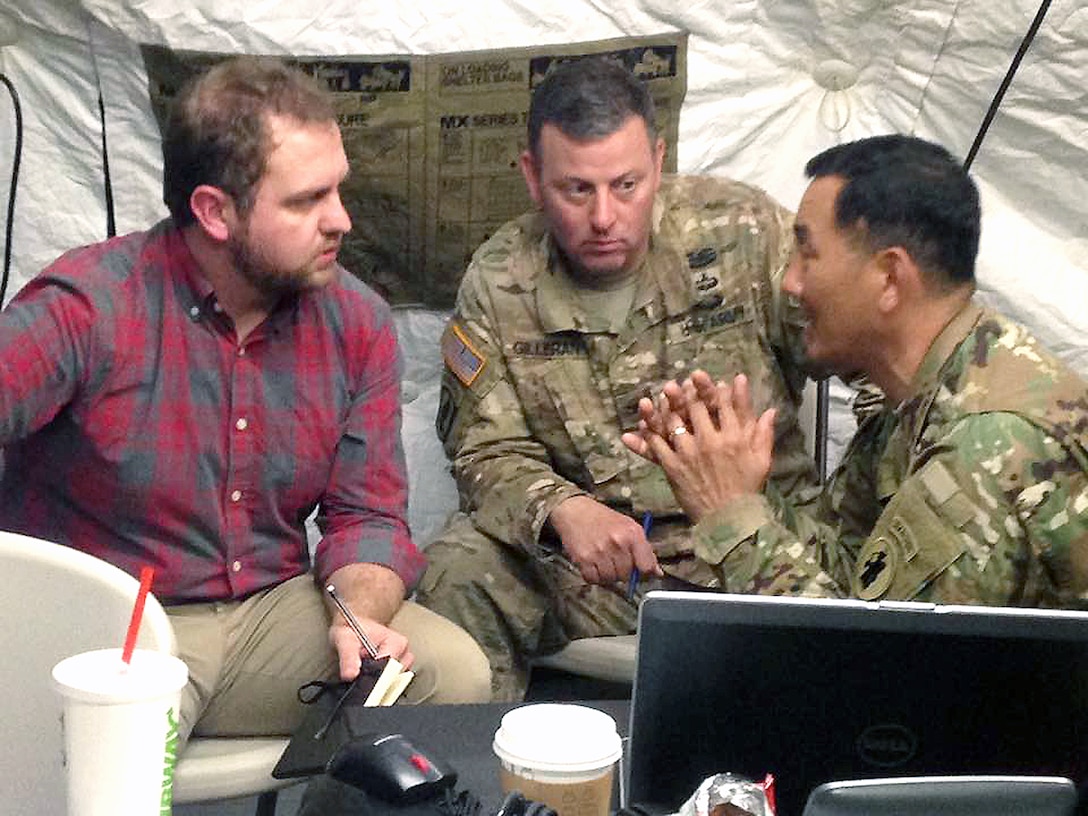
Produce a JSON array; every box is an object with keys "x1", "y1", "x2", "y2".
[{"x1": 325, "y1": 583, "x2": 379, "y2": 659}]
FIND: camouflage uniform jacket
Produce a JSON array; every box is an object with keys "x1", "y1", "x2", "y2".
[
  {"x1": 437, "y1": 174, "x2": 817, "y2": 575},
  {"x1": 693, "y1": 302, "x2": 1088, "y2": 607}
]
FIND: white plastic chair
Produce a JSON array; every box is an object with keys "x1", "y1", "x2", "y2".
[
  {"x1": 0, "y1": 530, "x2": 296, "y2": 815},
  {"x1": 531, "y1": 635, "x2": 637, "y2": 685}
]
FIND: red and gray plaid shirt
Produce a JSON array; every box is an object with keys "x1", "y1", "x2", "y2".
[{"x1": 0, "y1": 221, "x2": 424, "y2": 603}]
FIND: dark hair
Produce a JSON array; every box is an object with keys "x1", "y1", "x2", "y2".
[
  {"x1": 162, "y1": 56, "x2": 335, "y2": 227},
  {"x1": 805, "y1": 134, "x2": 980, "y2": 285},
  {"x1": 527, "y1": 56, "x2": 656, "y2": 157}
]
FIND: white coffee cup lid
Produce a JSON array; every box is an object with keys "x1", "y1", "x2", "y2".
[
  {"x1": 52, "y1": 648, "x2": 189, "y2": 705},
  {"x1": 493, "y1": 703, "x2": 623, "y2": 774}
]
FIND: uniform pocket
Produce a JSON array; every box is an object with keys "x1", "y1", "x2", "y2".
[{"x1": 538, "y1": 363, "x2": 624, "y2": 487}]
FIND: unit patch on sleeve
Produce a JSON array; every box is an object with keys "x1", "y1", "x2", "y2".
[{"x1": 441, "y1": 322, "x2": 486, "y2": 387}]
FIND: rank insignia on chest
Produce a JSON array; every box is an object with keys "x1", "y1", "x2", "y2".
[
  {"x1": 442, "y1": 322, "x2": 486, "y2": 387},
  {"x1": 687, "y1": 246, "x2": 718, "y2": 269},
  {"x1": 688, "y1": 246, "x2": 722, "y2": 299}
]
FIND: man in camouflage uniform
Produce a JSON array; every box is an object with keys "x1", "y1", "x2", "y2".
[
  {"x1": 416, "y1": 57, "x2": 818, "y2": 700},
  {"x1": 624, "y1": 134, "x2": 1088, "y2": 606}
]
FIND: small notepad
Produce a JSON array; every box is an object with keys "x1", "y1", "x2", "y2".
[{"x1": 362, "y1": 657, "x2": 414, "y2": 707}]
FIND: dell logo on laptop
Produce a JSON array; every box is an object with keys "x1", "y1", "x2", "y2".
[{"x1": 856, "y1": 724, "x2": 918, "y2": 767}]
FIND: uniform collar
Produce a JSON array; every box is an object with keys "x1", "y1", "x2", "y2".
[
  {"x1": 906, "y1": 299, "x2": 985, "y2": 398},
  {"x1": 875, "y1": 300, "x2": 985, "y2": 498}
]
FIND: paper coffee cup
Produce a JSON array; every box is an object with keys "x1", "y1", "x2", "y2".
[
  {"x1": 493, "y1": 703, "x2": 623, "y2": 816},
  {"x1": 52, "y1": 648, "x2": 189, "y2": 816}
]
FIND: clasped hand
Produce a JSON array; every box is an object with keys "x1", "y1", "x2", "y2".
[{"x1": 620, "y1": 371, "x2": 774, "y2": 522}]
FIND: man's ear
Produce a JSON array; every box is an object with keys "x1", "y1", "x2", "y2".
[
  {"x1": 874, "y1": 246, "x2": 917, "y2": 314},
  {"x1": 518, "y1": 149, "x2": 543, "y2": 208},
  {"x1": 188, "y1": 184, "x2": 235, "y2": 243}
]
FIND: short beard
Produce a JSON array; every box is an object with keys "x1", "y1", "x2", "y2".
[{"x1": 228, "y1": 234, "x2": 307, "y2": 300}]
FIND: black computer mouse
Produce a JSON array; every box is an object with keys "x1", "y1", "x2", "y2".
[{"x1": 326, "y1": 732, "x2": 458, "y2": 804}]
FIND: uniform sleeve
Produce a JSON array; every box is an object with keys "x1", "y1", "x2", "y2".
[
  {"x1": 689, "y1": 409, "x2": 892, "y2": 597},
  {"x1": 315, "y1": 302, "x2": 426, "y2": 591},
  {"x1": 893, "y1": 413, "x2": 1088, "y2": 607},
  {"x1": 436, "y1": 262, "x2": 585, "y2": 552},
  {"x1": 689, "y1": 485, "x2": 851, "y2": 597},
  {"x1": 689, "y1": 411, "x2": 1088, "y2": 607}
]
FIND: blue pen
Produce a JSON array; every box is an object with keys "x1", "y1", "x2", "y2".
[{"x1": 627, "y1": 511, "x2": 652, "y2": 599}]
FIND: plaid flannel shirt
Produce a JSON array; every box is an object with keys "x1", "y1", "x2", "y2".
[{"x1": 0, "y1": 221, "x2": 424, "y2": 603}]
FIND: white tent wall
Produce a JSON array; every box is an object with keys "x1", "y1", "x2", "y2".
[{"x1": 0, "y1": 1, "x2": 1085, "y2": 541}]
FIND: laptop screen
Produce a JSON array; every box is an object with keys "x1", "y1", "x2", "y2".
[{"x1": 625, "y1": 592, "x2": 1088, "y2": 816}]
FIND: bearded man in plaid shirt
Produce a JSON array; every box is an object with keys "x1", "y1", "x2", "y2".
[{"x1": 0, "y1": 56, "x2": 490, "y2": 746}]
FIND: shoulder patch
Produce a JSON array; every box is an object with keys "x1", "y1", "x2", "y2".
[
  {"x1": 855, "y1": 536, "x2": 897, "y2": 600},
  {"x1": 441, "y1": 322, "x2": 486, "y2": 387}
]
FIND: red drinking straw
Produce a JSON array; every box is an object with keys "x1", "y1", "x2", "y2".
[{"x1": 121, "y1": 566, "x2": 155, "y2": 665}]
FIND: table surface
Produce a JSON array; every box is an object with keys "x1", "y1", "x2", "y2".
[{"x1": 277, "y1": 699, "x2": 632, "y2": 814}]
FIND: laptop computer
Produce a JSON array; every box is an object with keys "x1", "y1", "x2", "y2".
[{"x1": 625, "y1": 591, "x2": 1088, "y2": 816}]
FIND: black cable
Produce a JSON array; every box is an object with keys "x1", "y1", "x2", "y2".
[
  {"x1": 0, "y1": 71, "x2": 22, "y2": 306},
  {"x1": 963, "y1": 0, "x2": 1052, "y2": 170},
  {"x1": 815, "y1": 378, "x2": 830, "y2": 484},
  {"x1": 97, "y1": 90, "x2": 115, "y2": 238}
]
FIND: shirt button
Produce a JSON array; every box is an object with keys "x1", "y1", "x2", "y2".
[
  {"x1": 620, "y1": 486, "x2": 633, "y2": 498},
  {"x1": 189, "y1": 306, "x2": 200, "y2": 319},
  {"x1": 231, "y1": 560, "x2": 242, "y2": 573},
  {"x1": 230, "y1": 489, "x2": 242, "y2": 502},
  {"x1": 235, "y1": 417, "x2": 248, "y2": 431},
  {"x1": 237, "y1": 347, "x2": 246, "y2": 357}
]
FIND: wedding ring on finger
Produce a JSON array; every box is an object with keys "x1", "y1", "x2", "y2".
[{"x1": 669, "y1": 425, "x2": 688, "y2": 441}]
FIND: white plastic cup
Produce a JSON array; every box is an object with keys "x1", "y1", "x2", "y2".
[
  {"x1": 52, "y1": 648, "x2": 189, "y2": 816},
  {"x1": 493, "y1": 703, "x2": 623, "y2": 816}
]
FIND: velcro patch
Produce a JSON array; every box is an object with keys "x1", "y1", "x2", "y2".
[
  {"x1": 919, "y1": 459, "x2": 959, "y2": 505},
  {"x1": 441, "y1": 322, "x2": 486, "y2": 387}
]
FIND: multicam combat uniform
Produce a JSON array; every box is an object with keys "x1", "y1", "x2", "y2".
[
  {"x1": 692, "y1": 303, "x2": 1088, "y2": 606},
  {"x1": 416, "y1": 175, "x2": 818, "y2": 699}
]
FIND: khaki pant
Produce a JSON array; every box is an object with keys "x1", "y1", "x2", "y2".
[
  {"x1": 167, "y1": 573, "x2": 491, "y2": 746},
  {"x1": 416, "y1": 513, "x2": 638, "y2": 701}
]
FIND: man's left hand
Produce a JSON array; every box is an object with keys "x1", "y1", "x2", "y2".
[
  {"x1": 622, "y1": 373, "x2": 775, "y2": 522},
  {"x1": 329, "y1": 616, "x2": 414, "y2": 682}
]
